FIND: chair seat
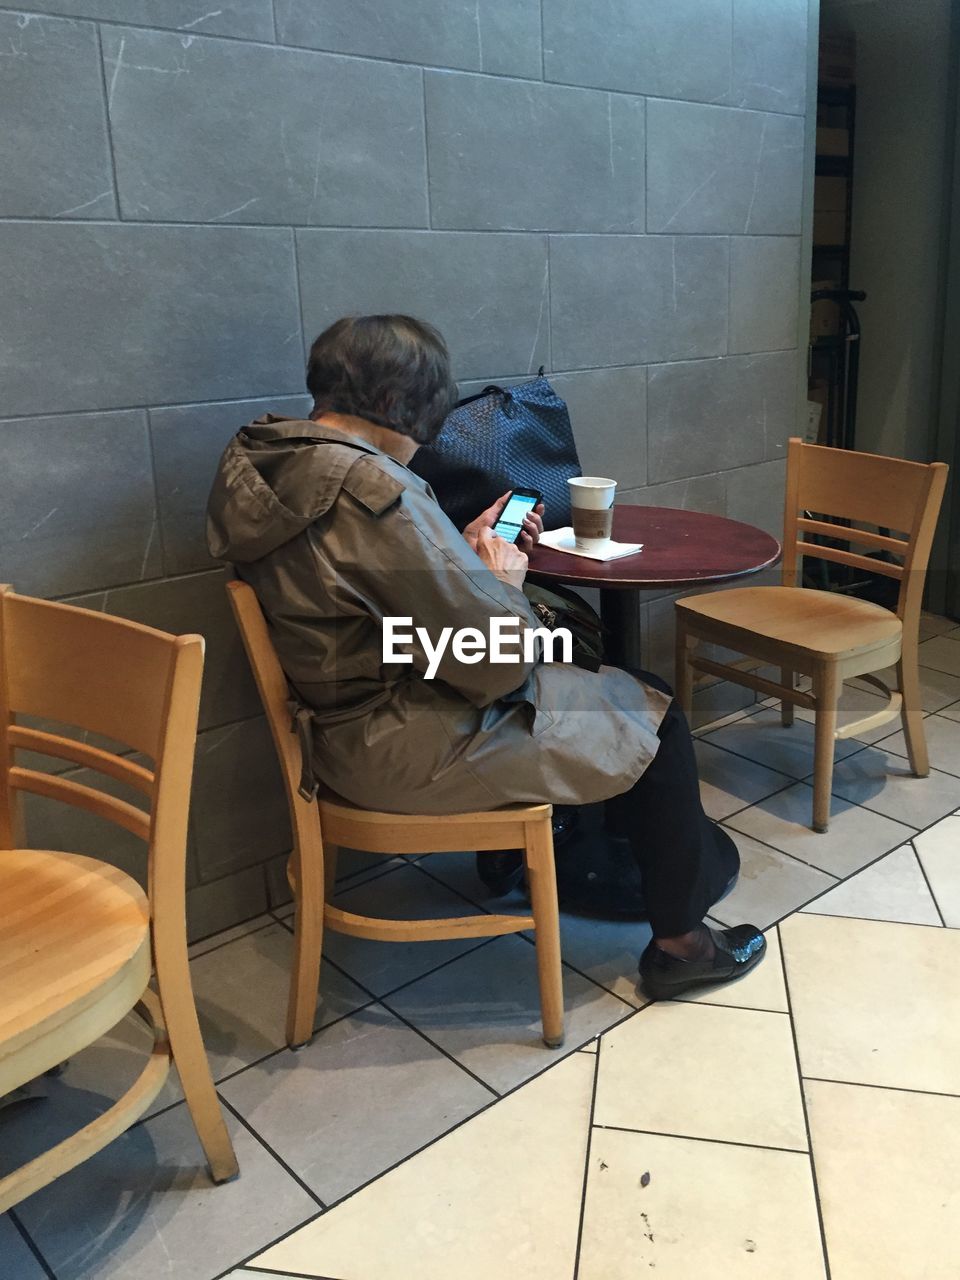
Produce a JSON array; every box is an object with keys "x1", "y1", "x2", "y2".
[
  {"x1": 676, "y1": 585, "x2": 902, "y2": 659},
  {"x1": 0, "y1": 850, "x2": 150, "y2": 1081}
]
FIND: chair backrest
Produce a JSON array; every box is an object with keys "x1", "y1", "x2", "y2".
[
  {"x1": 782, "y1": 437, "x2": 948, "y2": 625},
  {"x1": 0, "y1": 586, "x2": 204, "y2": 918},
  {"x1": 225, "y1": 580, "x2": 325, "y2": 870}
]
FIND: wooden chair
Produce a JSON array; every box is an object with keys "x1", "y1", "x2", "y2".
[
  {"x1": 226, "y1": 579, "x2": 565, "y2": 1051},
  {"x1": 675, "y1": 438, "x2": 948, "y2": 832},
  {"x1": 0, "y1": 586, "x2": 238, "y2": 1212}
]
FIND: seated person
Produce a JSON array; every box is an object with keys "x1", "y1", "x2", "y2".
[{"x1": 207, "y1": 314, "x2": 765, "y2": 998}]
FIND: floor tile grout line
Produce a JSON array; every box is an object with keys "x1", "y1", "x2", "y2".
[
  {"x1": 217, "y1": 1093, "x2": 327, "y2": 1209},
  {"x1": 274, "y1": 903, "x2": 503, "y2": 1004},
  {"x1": 222, "y1": 1024, "x2": 625, "y2": 1278},
  {"x1": 188, "y1": 916, "x2": 279, "y2": 961},
  {"x1": 572, "y1": 1038, "x2": 602, "y2": 1280},
  {"x1": 199, "y1": 888, "x2": 960, "y2": 1278},
  {"x1": 802, "y1": 1075, "x2": 960, "y2": 1102},
  {"x1": 165, "y1": 707, "x2": 960, "y2": 1275},
  {"x1": 709, "y1": 733, "x2": 871, "y2": 785},
  {"x1": 909, "y1": 838, "x2": 949, "y2": 927},
  {"x1": 188, "y1": 907, "x2": 281, "y2": 954},
  {"x1": 126, "y1": 989, "x2": 383, "y2": 1133},
  {"x1": 716, "y1": 819, "x2": 844, "y2": 882},
  {"x1": 241, "y1": 1266, "x2": 340, "y2": 1280},
  {"x1": 412, "y1": 856, "x2": 499, "y2": 916},
  {"x1": 747, "y1": 787, "x2": 960, "y2": 930},
  {"x1": 875, "y1": 744, "x2": 960, "y2": 785},
  {"x1": 211, "y1": 1212, "x2": 327, "y2": 1280},
  {"x1": 374, "y1": 996, "x2": 501, "y2": 1099},
  {"x1": 7, "y1": 1209, "x2": 56, "y2": 1280},
  {"x1": 513, "y1": 928, "x2": 652, "y2": 1012},
  {"x1": 592, "y1": 1122, "x2": 809, "y2": 1157},
  {"x1": 801, "y1": 909, "x2": 948, "y2": 932},
  {"x1": 242, "y1": 923, "x2": 504, "y2": 1099},
  {"x1": 777, "y1": 923, "x2": 834, "y2": 1280},
  {"x1": 733, "y1": 854, "x2": 881, "y2": 934},
  {"x1": 303, "y1": 1000, "x2": 642, "y2": 1234},
  {"x1": 710, "y1": 774, "x2": 805, "y2": 825},
  {"x1": 412, "y1": 858, "x2": 653, "y2": 1014},
  {"x1": 691, "y1": 705, "x2": 759, "y2": 738},
  {"x1": 212, "y1": 995, "x2": 381, "y2": 1090},
  {"x1": 670, "y1": 997, "x2": 790, "y2": 1015}
]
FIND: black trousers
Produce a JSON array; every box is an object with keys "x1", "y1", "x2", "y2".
[{"x1": 603, "y1": 669, "x2": 740, "y2": 938}]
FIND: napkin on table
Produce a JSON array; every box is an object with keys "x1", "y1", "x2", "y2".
[{"x1": 538, "y1": 527, "x2": 643, "y2": 562}]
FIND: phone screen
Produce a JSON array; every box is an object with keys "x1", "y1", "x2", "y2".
[{"x1": 493, "y1": 492, "x2": 539, "y2": 545}]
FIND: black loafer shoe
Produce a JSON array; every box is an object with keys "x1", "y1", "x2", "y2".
[
  {"x1": 551, "y1": 805, "x2": 581, "y2": 848},
  {"x1": 475, "y1": 849, "x2": 524, "y2": 896},
  {"x1": 638, "y1": 924, "x2": 766, "y2": 1000}
]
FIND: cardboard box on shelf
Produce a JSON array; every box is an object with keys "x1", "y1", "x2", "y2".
[
  {"x1": 814, "y1": 209, "x2": 847, "y2": 245},
  {"x1": 819, "y1": 33, "x2": 856, "y2": 85},
  {"x1": 815, "y1": 176, "x2": 847, "y2": 211},
  {"x1": 816, "y1": 126, "x2": 849, "y2": 157}
]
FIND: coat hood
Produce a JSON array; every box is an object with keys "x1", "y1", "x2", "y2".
[{"x1": 206, "y1": 415, "x2": 390, "y2": 563}]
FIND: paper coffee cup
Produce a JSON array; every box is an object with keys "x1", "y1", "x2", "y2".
[{"x1": 568, "y1": 476, "x2": 616, "y2": 550}]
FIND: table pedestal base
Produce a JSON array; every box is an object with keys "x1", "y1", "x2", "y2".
[
  {"x1": 554, "y1": 805, "x2": 647, "y2": 919},
  {"x1": 599, "y1": 588, "x2": 644, "y2": 669}
]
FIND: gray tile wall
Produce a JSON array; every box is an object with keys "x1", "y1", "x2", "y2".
[{"x1": 0, "y1": 1, "x2": 811, "y2": 937}]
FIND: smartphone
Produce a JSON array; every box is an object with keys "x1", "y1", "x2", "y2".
[{"x1": 492, "y1": 488, "x2": 542, "y2": 545}]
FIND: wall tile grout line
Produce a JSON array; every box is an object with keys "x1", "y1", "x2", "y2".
[
  {"x1": 420, "y1": 68, "x2": 433, "y2": 230},
  {"x1": 0, "y1": 352, "x2": 798, "y2": 427},
  {"x1": 0, "y1": 214, "x2": 807, "y2": 239},
  {"x1": 289, "y1": 229, "x2": 308, "y2": 370},
  {"x1": 538, "y1": 0, "x2": 545, "y2": 81},
  {"x1": 142, "y1": 406, "x2": 166, "y2": 578},
  {"x1": 92, "y1": 22, "x2": 121, "y2": 221},
  {"x1": 0, "y1": 9, "x2": 811, "y2": 120}
]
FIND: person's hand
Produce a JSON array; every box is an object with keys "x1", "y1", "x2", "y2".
[
  {"x1": 518, "y1": 500, "x2": 545, "y2": 552},
  {"x1": 463, "y1": 492, "x2": 545, "y2": 553},
  {"x1": 475, "y1": 525, "x2": 528, "y2": 591}
]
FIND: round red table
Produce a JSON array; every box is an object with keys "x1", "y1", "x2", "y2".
[{"x1": 528, "y1": 506, "x2": 781, "y2": 667}]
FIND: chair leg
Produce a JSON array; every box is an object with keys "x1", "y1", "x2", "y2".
[
  {"x1": 153, "y1": 938, "x2": 239, "y2": 1183},
  {"x1": 286, "y1": 840, "x2": 325, "y2": 1050},
  {"x1": 811, "y1": 663, "x2": 841, "y2": 834},
  {"x1": 898, "y1": 652, "x2": 930, "y2": 777},
  {"x1": 781, "y1": 668, "x2": 795, "y2": 728},
  {"x1": 674, "y1": 615, "x2": 694, "y2": 721},
  {"x1": 523, "y1": 818, "x2": 564, "y2": 1049}
]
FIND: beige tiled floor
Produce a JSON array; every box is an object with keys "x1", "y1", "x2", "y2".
[
  {"x1": 4, "y1": 616, "x2": 960, "y2": 1278},
  {"x1": 245, "y1": 830, "x2": 960, "y2": 1280}
]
